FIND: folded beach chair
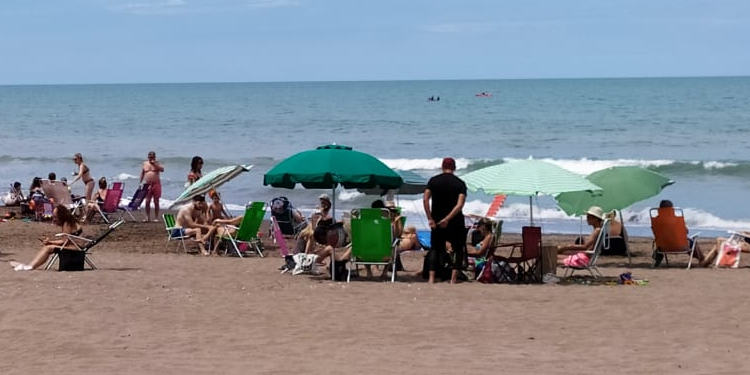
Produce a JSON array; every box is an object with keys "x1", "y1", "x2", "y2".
[
  {"x1": 118, "y1": 183, "x2": 150, "y2": 221},
  {"x1": 495, "y1": 226, "x2": 543, "y2": 282},
  {"x1": 163, "y1": 213, "x2": 189, "y2": 253},
  {"x1": 44, "y1": 220, "x2": 124, "y2": 271},
  {"x1": 216, "y1": 202, "x2": 266, "y2": 258},
  {"x1": 348, "y1": 208, "x2": 398, "y2": 282},
  {"x1": 650, "y1": 207, "x2": 698, "y2": 269},
  {"x1": 93, "y1": 182, "x2": 124, "y2": 224},
  {"x1": 560, "y1": 219, "x2": 610, "y2": 279}
]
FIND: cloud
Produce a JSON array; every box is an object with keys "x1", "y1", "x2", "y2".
[
  {"x1": 111, "y1": 0, "x2": 187, "y2": 15},
  {"x1": 421, "y1": 22, "x2": 496, "y2": 34}
]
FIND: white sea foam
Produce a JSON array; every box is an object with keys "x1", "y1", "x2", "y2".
[
  {"x1": 380, "y1": 158, "x2": 473, "y2": 171},
  {"x1": 502, "y1": 157, "x2": 675, "y2": 175},
  {"x1": 337, "y1": 189, "x2": 364, "y2": 202},
  {"x1": 116, "y1": 173, "x2": 139, "y2": 181},
  {"x1": 702, "y1": 161, "x2": 738, "y2": 169}
]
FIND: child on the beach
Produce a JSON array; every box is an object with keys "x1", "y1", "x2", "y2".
[{"x1": 208, "y1": 190, "x2": 229, "y2": 223}]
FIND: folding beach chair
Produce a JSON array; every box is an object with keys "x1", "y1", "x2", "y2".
[
  {"x1": 44, "y1": 220, "x2": 124, "y2": 271},
  {"x1": 495, "y1": 226, "x2": 543, "y2": 282},
  {"x1": 650, "y1": 207, "x2": 699, "y2": 269},
  {"x1": 561, "y1": 219, "x2": 610, "y2": 279},
  {"x1": 348, "y1": 208, "x2": 398, "y2": 282},
  {"x1": 269, "y1": 196, "x2": 306, "y2": 236},
  {"x1": 93, "y1": 182, "x2": 124, "y2": 224},
  {"x1": 41, "y1": 179, "x2": 83, "y2": 216},
  {"x1": 163, "y1": 213, "x2": 189, "y2": 253},
  {"x1": 119, "y1": 183, "x2": 150, "y2": 221},
  {"x1": 216, "y1": 202, "x2": 266, "y2": 258}
]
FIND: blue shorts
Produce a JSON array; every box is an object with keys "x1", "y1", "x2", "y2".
[{"x1": 171, "y1": 228, "x2": 185, "y2": 238}]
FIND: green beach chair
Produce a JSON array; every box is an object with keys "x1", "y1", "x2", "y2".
[
  {"x1": 217, "y1": 202, "x2": 266, "y2": 258},
  {"x1": 348, "y1": 208, "x2": 398, "y2": 282},
  {"x1": 163, "y1": 213, "x2": 188, "y2": 253}
]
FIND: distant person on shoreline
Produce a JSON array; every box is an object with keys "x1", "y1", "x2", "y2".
[
  {"x1": 186, "y1": 156, "x2": 203, "y2": 187},
  {"x1": 140, "y1": 151, "x2": 164, "y2": 222},
  {"x1": 423, "y1": 157, "x2": 467, "y2": 284},
  {"x1": 71, "y1": 153, "x2": 94, "y2": 202},
  {"x1": 10, "y1": 205, "x2": 82, "y2": 271}
]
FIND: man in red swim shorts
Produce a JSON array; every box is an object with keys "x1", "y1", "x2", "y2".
[{"x1": 140, "y1": 151, "x2": 164, "y2": 222}]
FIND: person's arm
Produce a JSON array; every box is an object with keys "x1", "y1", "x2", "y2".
[
  {"x1": 558, "y1": 228, "x2": 600, "y2": 252},
  {"x1": 438, "y1": 193, "x2": 466, "y2": 228},
  {"x1": 423, "y1": 188, "x2": 434, "y2": 229},
  {"x1": 139, "y1": 163, "x2": 146, "y2": 184},
  {"x1": 71, "y1": 164, "x2": 85, "y2": 184},
  {"x1": 154, "y1": 160, "x2": 164, "y2": 173},
  {"x1": 392, "y1": 215, "x2": 404, "y2": 237}
]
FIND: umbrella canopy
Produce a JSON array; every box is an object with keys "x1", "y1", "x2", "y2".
[
  {"x1": 263, "y1": 145, "x2": 402, "y2": 190},
  {"x1": 555, "y1": 166, "x2": 674, "y2": 216},
  {"x1": 357, "y1": 169, "x2": 427, "y2": 196},
  {"x1": 461, "y1": 159, "x2": 601, "y2": 225},
  {"x1": 169, "y1": 164, "x2": 253, "y2": 208},
  {"x1": 462, "y1": 159, "x2": 601, "y2": 196}
]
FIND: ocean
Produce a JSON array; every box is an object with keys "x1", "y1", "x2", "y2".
[{"x1": 1, "y1": 77, "x2": 749, "y2": 236}]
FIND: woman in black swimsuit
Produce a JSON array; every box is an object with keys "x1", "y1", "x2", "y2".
[
  {"x1": 10, "y1": 205, "x2": 83, "y2": 271},
  {"x1": 72, "y1": 153, "x2": 94, "y2": 202}
]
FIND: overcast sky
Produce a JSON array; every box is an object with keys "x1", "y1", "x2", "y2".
[{"x1": 1, "y1": 0, "x2": 749, "y2": 84}]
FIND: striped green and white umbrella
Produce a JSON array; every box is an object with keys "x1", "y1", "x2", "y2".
[
  {"x1": 169, "y1": 164, "x2": 253, "y2": 208},
  {"x1": 462, "y1": 159, "x2": 601, "y2": 224}
]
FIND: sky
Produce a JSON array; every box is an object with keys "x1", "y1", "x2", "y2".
[{"x1": 1, "y1": 0, "x2": 749, "y2": 84}]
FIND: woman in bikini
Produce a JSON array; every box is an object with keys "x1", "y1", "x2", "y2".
[
  {"x1": 10, "y1": 205, "x2": 83, "y2": 271},
  {"x1": 71, "y1": 153, "x2": 94, "y2": 202},
  {"x1": 187, "y1": 156, "x2": 203, "y2": 186},
  {"x1": 140, "y1": 151, "x2": 164, "y2": 222}
]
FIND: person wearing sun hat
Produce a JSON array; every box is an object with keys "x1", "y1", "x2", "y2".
[{"x1": 557, "y1": 205, "x2": 606, "y2": 254}]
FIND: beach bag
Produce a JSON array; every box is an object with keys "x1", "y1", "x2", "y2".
[
  {"x1": 476, "y1": 259, "x2": 494, "y2": 283},
  {"x1": 58, "y1": 250, "x2": 85, "y2": 271},
  {"x1": 563, "y1": 252, "x2": 590, "y2": 268},
  {"x1": 291, "y1": 253, "x2": 319, "y2": 275},
  {"x1": 715, "y1": 240, "x2": 741, "y2": 268}
]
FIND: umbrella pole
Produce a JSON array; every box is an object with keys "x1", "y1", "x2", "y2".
[
  {"x1": 529, "y1": 196, "x2": 533, "y2": 226},
  {"x1": 331, "y1": 186, "x2": 336, "y2": 281}
]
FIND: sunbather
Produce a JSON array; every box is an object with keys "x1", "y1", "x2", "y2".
[
  {"x1": 699, "y1": 231, "x2": 750, "y2": 266},
  {"x1": 9, "y1": 205, "x2": 82, "y2": 271},
  {"x1": 71, "y1": 153, "x2": 95, "y2": 202},
  {"x1": 140, "y1": 151, "x2": 164, "y2": 222},
  {"x1": 557, "y1": 206, "x2": 607, "y2": 256},
  {"x1": 175, "y1": 195, "x2": 212, "y2": 255},
  {"x1": 82, "y1": 177, "x2": 108, "y2": 222},
  {"x1": 653, "y1": 200, "x2": 705, "y2": 266},
  {"x1": 311, "y1": 194, "x2": 333, "y2": 227},
  {"x1": 467, "y1": 218, "x2": 494, "y2": 258}
]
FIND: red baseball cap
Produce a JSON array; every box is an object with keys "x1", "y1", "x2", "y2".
[{"x1": 441, "y1": 157, "x2": 456, "y2": 170}]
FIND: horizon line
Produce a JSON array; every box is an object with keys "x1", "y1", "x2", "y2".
[{"x1": 1, "y1": 74, "x2": 748, "y2": 87}]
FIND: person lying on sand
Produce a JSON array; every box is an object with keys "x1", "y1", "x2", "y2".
[
  {"x1": 175, "y1": 195, "x2": 212, "y2": 255},
  {"x1": 700, "y1": 231, "x2": 750, "y2": 267},
  {"x1": 10, "y1": 205, "x2": 82, "y2": 271}
]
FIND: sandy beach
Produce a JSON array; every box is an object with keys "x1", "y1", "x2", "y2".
[{"x1": 1, "y1": 212, "x2": 749, "y2": 375}]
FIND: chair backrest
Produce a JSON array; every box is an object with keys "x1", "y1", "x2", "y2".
[
  {"x1": 520, "y1": 226, "x2": 542, "y2": 260},
  {"x1": 350, "y1": 208, "x2": 393, "y2": 263},
  {"x1": 163, "y1": 213, "x2": 177, "y2": 229},
  {"x1": 492, "y1": 220, "x2": 504, "y2": 248},
  {"x1": 650, "y1": 207, "x2": 689, "y2": 252},
  {"x1": 101, "y1": 183, "x2": 124, "y2": 213},
  {"x1": 82, "y1": 220, "x2": 124, "y2": 252},
  {"x1": 127, "y1": 184, "x2": 150, "y2": 210},
  {"x1": 41, "y1": 179, "x2": 73, "y2": 206},
  {"x1": 588, "y1": 219, "x2": 610, "y2": 266},
  {"x1": 235, "y1": 202, "x2": 266, "y2": 241}
]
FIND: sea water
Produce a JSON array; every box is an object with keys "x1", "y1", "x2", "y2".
[{"x1": 1, "y1": 77, "x2": 749, "y2": 236}]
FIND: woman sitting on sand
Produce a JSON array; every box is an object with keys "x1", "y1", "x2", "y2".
[{"x1": 10, "y1": 205, "x2": 82, "y2": 271}]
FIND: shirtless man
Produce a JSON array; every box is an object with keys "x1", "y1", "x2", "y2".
[
  {"x1": 175, "y1": 195, "x2": 212, "y2": 255},
  {"x1": 140, "y1": 151, "x2": 164, "y2": 222}
]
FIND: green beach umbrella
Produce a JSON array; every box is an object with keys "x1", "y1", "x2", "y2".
[
  {"x1": 264, "y1": 144, "x2": 402, "y2": 281},
  {"x1": 357, "y1": 169, "x2": 427, "y2": 196},
  {"x1": 462, "y1": 159, "x2": 601, "y2": 225},
  {"x1": 555, "y1": 166, "x2": 674, "y2": 216},
  {"x1": 169, "y1": 164, "x2": 253, "y2": 208}
]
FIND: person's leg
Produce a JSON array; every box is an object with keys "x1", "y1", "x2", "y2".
[
  {"x1": 28, "y1": 245, "x2": 59, "y2": 269},
  {"x1": 85, "y1": 181, "x2": 95, "y2": 202},
  {"x1": 700, "y1": 237, "x2": 725, "y2": 267},
  {"x1": 185, "y1": 228, "x2": 209, "y2": 255},
  {"x1": 152, "y1": 183, "x2": 162, "y2": 222},
  {"x1": 429, "y1": 228, "x2": 447, "y2": 284},
  {"x1": 448, "y1": 225, "x2": 466, "y2": 284},
  {"x1": 144, "y1": 193, "x2": 153, "y2": 222}
]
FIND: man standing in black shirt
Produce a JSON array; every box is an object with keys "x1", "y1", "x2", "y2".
[{"x1": 423, "y1": 157, "x2": 467, "y2": 284}]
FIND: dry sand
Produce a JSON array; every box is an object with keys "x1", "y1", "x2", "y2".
[{"x1": 1, "y1": 212, "x2": 749, "y2": 374}]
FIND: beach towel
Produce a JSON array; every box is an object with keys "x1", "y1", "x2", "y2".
[
  {"x1": 715, "y1": 240, "x2": 741, "y2": 268},
  {"x1": 563, "y1": 252, "x2": 590, "y2": 268}
]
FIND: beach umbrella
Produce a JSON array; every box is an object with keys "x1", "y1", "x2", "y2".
[
  {"x1": 169, "y1": 164, "x2": 253, "y2": 208},
  {"x1": 264, "y1": 144, "x2": 402, "y2": 281},
  {"x1": 461, "y1": 159, "x2": 601, "y2": 225},
  {"x1": 357, "y1": 169, "x2": 427, "y2": 196},
  {"x1": 555, "y1": 166, "x2": 674, "y2": 216}
]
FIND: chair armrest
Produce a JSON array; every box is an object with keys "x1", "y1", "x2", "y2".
[
  {"x1": 54, "y1": 233, "x2": 92, "y2": 243},
  {"x1": 689, "y1": 233, "x2": 700, "y2": 240},
  {"x1": 224, "y1": 224, "x2": 239, "y2": 230}
]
